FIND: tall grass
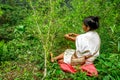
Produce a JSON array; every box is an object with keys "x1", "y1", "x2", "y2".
[{"x1": 29, "y1": 0, "x2": 62, "y2": 79}]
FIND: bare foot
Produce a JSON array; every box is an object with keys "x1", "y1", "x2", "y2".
[{"x1": 50, "y1": 53, "x2": 54, "y2": 62}]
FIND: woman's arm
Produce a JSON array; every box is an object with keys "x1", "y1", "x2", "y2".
[
  {"x1": 64, "y1": 33, "x2": 79, "y2": 42},
  {"x1": 71, "y1": 56, "x2": 85, "y2": 66},
  {"x1": 71, "y1": 52, "x2": 85, "y2": 66}
]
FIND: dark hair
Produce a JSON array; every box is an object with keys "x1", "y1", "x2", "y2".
[{"x1": 83, "y1": 16, "x2": 99, "y2": 30}]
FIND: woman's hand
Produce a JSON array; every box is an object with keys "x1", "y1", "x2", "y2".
[
  {"x1": 65, "y1": 33, "x2": 79, "y2": 37},
  {"x1": 64, "y1": 33, "x2": 79, "y2": 41},
  {"x1": 71, "y1": 56, "x2": 85, "y2": 66}
]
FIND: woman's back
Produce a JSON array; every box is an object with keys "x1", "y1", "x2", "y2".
[{"x1": 75, "y1": 31, "x2": 100, "y2": 59}]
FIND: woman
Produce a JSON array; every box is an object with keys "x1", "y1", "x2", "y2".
[{"x1": 51, "y1": 16, "x2": 101, "y2": 67}]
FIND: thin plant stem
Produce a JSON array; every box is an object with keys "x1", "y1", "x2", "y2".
[
  {"x1": 29, "y1": 1, "x2": 47, "y2": 80},
  {"x1": 29, "y1": 1, "x2": 59, "y2": 79}
]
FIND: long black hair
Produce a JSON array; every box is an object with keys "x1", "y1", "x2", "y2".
[{"x1": 83, "y1": 16, "x2": 99, "y2": 30}]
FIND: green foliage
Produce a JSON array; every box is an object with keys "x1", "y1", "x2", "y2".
[
  {"x1": 0, "y1": 7, "x2": 3, "y2": 17},
  {"x1": 0, "y1": 41, "x2": 18, "y2": 62},
  {"x1": 0, "y1": 4, "x2": 28, "y2": 25},
  {"x1": 0, "y1": 0, "x2": 120, "y2": 79}
]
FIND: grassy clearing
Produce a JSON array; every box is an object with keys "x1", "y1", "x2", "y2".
[{"x1": 0, "y1": 0, "x2": 120, "y2": 80}]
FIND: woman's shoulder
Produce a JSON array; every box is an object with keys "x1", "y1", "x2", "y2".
[
  {"x1": 85, "y1": 31, "x2": 100, "y2": 38},
  {"x1": 77, "y1": 31, "x2": 92, "y2": 38},
  {"x1": 76, "y1": 34, "x2": 85, "y2": 39},
  {"x1": 76, "y1": 31, "x2": 98, "y2": 41},
  {"x1": 76, "y1": 33, "x2": 88, "y2": 41}
]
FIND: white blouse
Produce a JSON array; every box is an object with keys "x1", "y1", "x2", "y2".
[{"x1": 75, "y1": 31, "x2": 101, "y2": 61}]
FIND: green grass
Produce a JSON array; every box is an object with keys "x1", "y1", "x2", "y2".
[
  {"x1": 0, "y1": 0, "x2": 120, "y2": 80},
  {"x1": 0, "y1": 53, "x2": 120, "y2": 79}
]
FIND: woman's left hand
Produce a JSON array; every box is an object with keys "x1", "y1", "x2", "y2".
[
  {"x1": 64, "y1": 33, "x2": 79, "y2": 41},
  {"x1": 71, "y1": 56, "x2": 86, "y2": 66}
]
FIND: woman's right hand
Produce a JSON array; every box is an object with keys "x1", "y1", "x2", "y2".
[
  {"x1": 64, "y1": 33, "x2": 79, "y2": 41},
  {"x1": 64, "y1": 33, "x2": 73, "y2": 41}
]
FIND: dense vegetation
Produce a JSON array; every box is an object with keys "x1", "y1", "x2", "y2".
[{"x1": 0, "y1": 0, "x2": 120, "y2": 80}]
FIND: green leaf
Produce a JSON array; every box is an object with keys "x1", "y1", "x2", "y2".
[
  {"x1": 3, "y1": 44, "x2": 8, "y2": 53},
  {"x1": 0, "y1": 41, "x2": 4, "y2": 47},
  {"x1": 118, "y1": 41, "x2": 120, "y2": 52},
  {"x1": 56, "y1": 70, "x2": 62, "y2": 75}
]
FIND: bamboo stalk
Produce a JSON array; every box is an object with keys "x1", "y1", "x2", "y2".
[
  {"x1": 29, "y1": 0, "x2": 56, "y2": 79},
  {"x1": 29, "y1": 1, "x2": 47, "y2": 80},
  {"x1": 42, "y1": 0, "x2": 54, "y2": 79}
]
